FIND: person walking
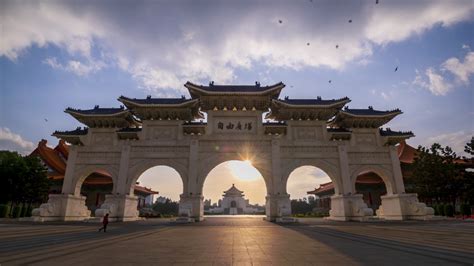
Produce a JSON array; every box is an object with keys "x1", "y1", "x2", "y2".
[{"x1": 98, "y1": 213, "x2": 109, "y2": 232}]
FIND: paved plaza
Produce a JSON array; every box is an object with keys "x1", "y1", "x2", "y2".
[{"x1": 1, "y1": 217, "x2": 473, "y2": 265}]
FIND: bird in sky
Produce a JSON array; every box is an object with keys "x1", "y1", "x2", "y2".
[
  {"x1": 279, "y1": 20, "x2": 283, "y2": 24},
  {"x1": 376, "y1": 0, "x2": 379, "y2": 4},
  {"x1": 336, "y1": 44, "x2": 339, "y2": 49},
  {"x1": 44, "y1": 118, "x2": 48, "y2": 122},
  {"x1": 328, "y1": 80, "x2": 332, "y2": 83},
  {"x1": 394, "y1": 66, "x2": 398, "y2": 72},
  {"x1": 307, "y1": 42, "x2": 310, "y2": 46},
  {"x1": 348, "y1": 19, "x2": 352, "y2": 23}
]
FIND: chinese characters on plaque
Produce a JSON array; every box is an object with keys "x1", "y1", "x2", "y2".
[{"x1": 215, "y1": 119, "x2": 255, "y2": 133}]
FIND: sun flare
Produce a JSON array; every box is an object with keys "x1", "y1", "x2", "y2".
[{"x1": 227, "y1": 160, "x2": 261, "y2": 181}]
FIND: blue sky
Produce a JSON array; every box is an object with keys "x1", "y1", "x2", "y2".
[{"x1": 1, "y1": 0, "x2": 473, "y2": 203}]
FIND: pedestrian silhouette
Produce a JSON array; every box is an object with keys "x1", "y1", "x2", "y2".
[{"x1": 98, "y1": 213, "x2": 109, "y2": 232}]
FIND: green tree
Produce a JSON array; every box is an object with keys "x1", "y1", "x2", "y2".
[
  {"x1": 0, "y1": 151, "x2": 50, "y2": 208},
  {"x1": 409, "y1": 143, "x2": 466, "y2": 206},
  {"x1": 0, "y1": 151, "x2": 27, "y2": 204},
  {"x1": 464, "y1": 136, "x2": 474, "y2": 156},
  {"x1": 152, "y1": 198, "x2": 179, "y2": 216},
  {"x1": 462, "y1": 137, "x2": 474, "y2": 205},
  {"x1": 23, "y1": 156, "x2": 50, "y2": 204}
]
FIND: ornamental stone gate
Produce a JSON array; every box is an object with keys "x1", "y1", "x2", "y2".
[{"x1": 32, "y1": 82, "x2": 434, "y2": 222}]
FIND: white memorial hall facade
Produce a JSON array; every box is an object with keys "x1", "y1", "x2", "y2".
[{"x1": 32, "y1": 81, "x2": 434, "y2": 222}]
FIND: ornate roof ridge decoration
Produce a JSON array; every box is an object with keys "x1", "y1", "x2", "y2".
[
  {"x1": 65, "y1": 105, "x2": 127, "y2": 115},
  {"x1": 52, "y1": 127, "x2": 88, "y2": 145},
  {"x1": 185, "y1": 81, "x2": 285, "y2": 98},
  {"x1": 118, "y1": 95, "x2": 203, "y2": 121},
  {"x1": 379, "y1": 128, "x2": 414, "y2": 136},
  {"x1": 134, "y1": 185, "x2": 159, "y2": 195},
  {"x1": 186, "y1": 81, "x2": 285, "y2": 111},
  {"x1": 29, "y1": 139, "x2": 67, "y2": 177},
  {"x1": 118, "y1": 95, "x2": 199, "y2": 107},
  {"x1": 340, "y1": 106, "x2": 402, "y2": 117},
  {"x1": 65, "y1": 105, "x2": 140, "y2": 128},
  {"x1": 273, "y1": 96, "x2": 351, "y2": 107},
  {"x1": 380, "y1": 128, "x2": 415, "y2": 146},
  {"x1": 53, "y1": 127, "x2": 89, "y2": 136},
  {"x1": 266, "y1": 96, "x2": 350, "y2": 121},
  {"x1": 329, "y1": 106, "x2": 403, "y2": 128}
]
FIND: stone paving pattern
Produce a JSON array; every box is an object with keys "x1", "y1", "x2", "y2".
[{"x1": 1, "y1": 217, "x2": 473, "y2": 265}]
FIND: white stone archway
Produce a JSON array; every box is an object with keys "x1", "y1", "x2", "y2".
[{"x1": 32, "y1": 81, "x2": 434, "y2": 222}]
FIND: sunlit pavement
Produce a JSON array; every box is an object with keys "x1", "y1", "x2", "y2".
[{"x1": 1, "y1": 217, "x2": 473, "y2": 265}]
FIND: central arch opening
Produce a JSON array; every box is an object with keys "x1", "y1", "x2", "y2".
[
  {"x1": 203, "y1": 160, "x2": 267, "y2": 216},
  {"x1": 287, "y1": 166, "x2": 333, "y2": 217},
  {"x1": 134, "y1": 165, "x2": 183, "y2": 218}
]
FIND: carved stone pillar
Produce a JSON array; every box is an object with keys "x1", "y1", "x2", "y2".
[
  {"x1": 61, "y1": 146, "x2": 78, "y2": 194},
  {"x1": 328, "y1": 194, "x2": 373, "y2": 221},
  {"x1": 265, "y1": 194, "x2": 291, "y2": 221},
  {"x1": 179, "y1": 194, "x2": 204, "y2": 221},
  {"x1": 95, "y1": 194, "x2": 140, "y2": 222},
  {"x1": 31, "y1": 194, "x2": 90, "y2": 222},
  {"x1": 377, "y1": 193, "x2": 434, "y2": 220}
]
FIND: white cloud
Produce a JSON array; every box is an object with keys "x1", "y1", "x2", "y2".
[
  {"x1": 1, "y1": 0, "x2": 473, "y2": 94},
  {"x1": 0, "y1": 127, "x2": 35, "y2": 154},
  {"x1": 425, "y1": 67, "x2": 453, "y2": 96},
  {"x1": 441, "y1": 52, "x2": 474, "y2": 84},
  {"x1": 0, "y1": 1, "x2": 104, "y2": 61},
  {"x1": 426, "y1": 130, "x2": 473, "y2": 157},
  {"x1": 413, "y1": 51, "x2": 474, "y2": 95},
  {"x1": 365, "y1": 1, "x2": 472, "y2": 45},
  {"x1": 43, "y1": 57, "x2": 105, "y2": 76}
]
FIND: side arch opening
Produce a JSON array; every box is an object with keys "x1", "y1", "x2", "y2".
[
  {"x1": 286, "y1": 166, "x2": 333, "y2": 217},
  {"x1": 75, "y1": 169, "x2": 114, "y2": 216},
  {"x1": 131, "y1": 165, "x2": 183, "y2": 218}
]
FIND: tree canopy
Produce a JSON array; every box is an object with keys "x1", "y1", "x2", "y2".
[
  {"x1": 408, "y1": 139, "x2": 473, "y2": 206},
  {"x1": 0, "y1": 151, "x2": 50, "y2": 204}
]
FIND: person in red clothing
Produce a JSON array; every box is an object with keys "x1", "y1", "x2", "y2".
[{"x1": 98, "y1": 213, "x2": 109, "y2": 232}]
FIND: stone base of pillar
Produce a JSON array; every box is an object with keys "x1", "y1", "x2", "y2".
[
  {"x1": 377, "y1": 193, "x2": 434, "y2": 220},
  {"x1": 179, "y1": 194, "x2": 204, "y2": 222},
  {"x1": 94, "y1": 194, "x2": 140, "y2": 222},
  {"x1": 265, "y1": 194, "x2": 292, "y2": 222},
  {"x1": 328, "y1": 194, "x2": 374, "y2": 221},
  {"x1": 31, "y1": 194, "x2": 90, "y2": 222}
]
